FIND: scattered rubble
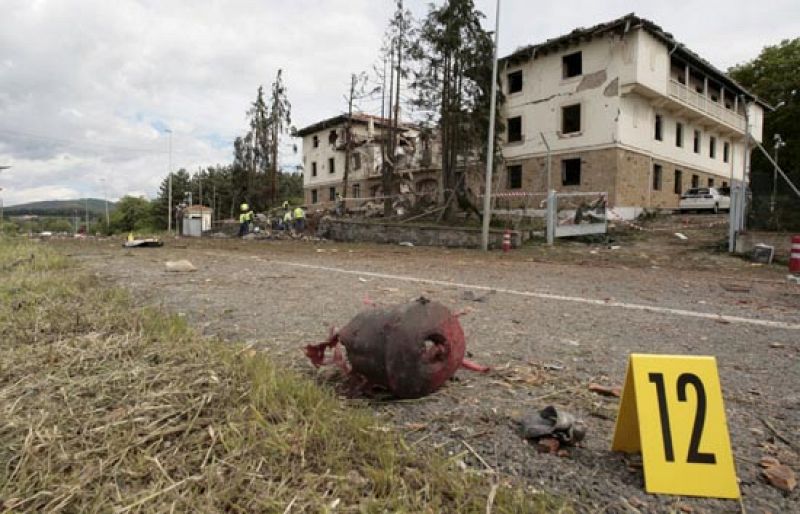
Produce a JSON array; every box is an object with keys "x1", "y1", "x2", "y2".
[
  {"x1": 520, "y1": 406, "x2": 586, "y2": 446},
  {"x1": 760, "y1": 456, "x2": 797, "y2": 492},
  {"x1": 674, "y1": 232, "x2": 689, "y2": 240},
  {"x1": 588, "y1": 383, "x2": 621, "y2": 397},
  {"x1": 165, "y1": 260, "x2": 197, "y2": 272},
  {"x1": 304, "y1": 297, "x2": 489, "y2": 398},
  {"x1": 123, "y1": 238, "x2": 163, "y2": 248}
]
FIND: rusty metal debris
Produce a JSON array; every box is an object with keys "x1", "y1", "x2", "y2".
[
  {"x1": 304, "y1": 297, "x2": 489, "y2": 399},
  {"x1": 520, "y1": 405, "x2": 586, "y2": 446}
]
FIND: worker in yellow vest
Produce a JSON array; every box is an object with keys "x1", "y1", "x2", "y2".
[
  {"x1": 239, "y1": 203, "x2": 254, "y2": 237},
  {"x1": 282, "y1": 204, "x2": 293, "y2": 231},
  {"x1": 293, "y1": 205, "x2": 306, "y2": 233}
]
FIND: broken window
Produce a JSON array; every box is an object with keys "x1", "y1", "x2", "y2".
[
  {"x1": 329, "y1": 187, "x2": 336, "y2": 202},
  {"x1": 311, "y1": 162, "x2": 317, "y2": 177},
  {"x1": 708, "y1": 177, "x2": 715, "y2": 188},
  {"x1": 674, "y1": 170, "x2": 683, "y2": 195},
  {"x1": 507, "y1": 165, "x2": 522, "y2": 189},
  {"x1": 507, "y1": 116, "x2": 522, "y2": 142},
  {"x1": 328, "y1": 130, "x2": 338, "y2": 145},
  {"x1": 709, "y1": 136, "x2": 717, "y2": 159},
  {"x1": 508, "y1": 70, "x2": 523, "y2": 94},
  {"x1": 693, "y1": 130, "x2": 701, "y2": 154},
  {"x1": 352, "y1": 152, "x2": 361, "y2": 170},
  {"x1": 654, "y1": 114, "x2": 663, "y2": 141},
  {"x1": 562, "y1": 51, "x2": 582, "y2": 78},
  {"x1": 328, "y1": 157, "x2": 335, "y2": 174},
  {"x1": 723, "y1": 142, "x2": 730, "y2": 163},
  {"x1": 653, "y1": 164, "x2": 662, "y2": 191},
  {"x1": 691, "y1": 174, "x2": 699, "y2": 188},
  {"x1": 562, "y1": 158, "x2": 581, "y2": 186},
  {"x1": 311, "y1": 189, "x2": 318, "y2": 204},
  {"x1": 312, "y1": 135, "x2": 319, "y2": 148},
  {"x1": 675, "y1": 122, "x2": 683, "y2": 147},
  {"x1": 352, "y1": 183, "x2": 360, "y2": 198},
  {"x1": 562, "y1": 104, "x2": 581, "y2": 134}
]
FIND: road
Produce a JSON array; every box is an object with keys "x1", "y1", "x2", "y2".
[{"x1": 63, "y1": 235, "x2": 800, "y2": 512}]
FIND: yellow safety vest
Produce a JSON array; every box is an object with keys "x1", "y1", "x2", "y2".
[
  {"x1": 293, "y1": 207, "x2": 305, "y2": 219},
  {"x1": 240, "y1": 211, "x2": 253, "y2": 223}
]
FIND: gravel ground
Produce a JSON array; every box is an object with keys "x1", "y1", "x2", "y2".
[{"x1": 57, "y1": 221, "x2": 799, "y2": 513}]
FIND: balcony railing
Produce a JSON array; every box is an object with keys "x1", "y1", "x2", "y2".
[{"x1": 668, "y1": 80, "x2": 745, "y2": 132}]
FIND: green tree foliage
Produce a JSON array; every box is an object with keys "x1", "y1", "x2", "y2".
[
  {"x1": 109, "y1": 196, "x2": 156, "y2": 233},
  {"x1": 729, "y1": 38, "x2": 800, "y2": 230},
  {"x1": 410, "y1": 0, "x2": 500, "y2": 219}
]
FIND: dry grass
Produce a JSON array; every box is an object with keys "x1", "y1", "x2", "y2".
[{"x1": 0, "y1": 238, "x2": 567, "y2": 513}]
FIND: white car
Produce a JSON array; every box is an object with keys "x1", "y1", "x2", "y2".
[{"x1": 679, "y1": 187, "x2": 730, "y2": 213}]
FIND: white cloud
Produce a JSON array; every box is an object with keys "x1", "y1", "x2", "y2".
[{"x1": 1, "y1": 0, "x2": 798, "y2": 206}]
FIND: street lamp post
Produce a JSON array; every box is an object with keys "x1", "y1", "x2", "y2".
[
  {"x1": 165, "y1": 129, "x2": 173, "y2": 234},
  {"x1": 0, "y1": 166, "x2": 10, "y2": 227},
  {"x1": 481, "y1": 0, "x2": 501, "y2": 252},
  {"x1": 771, "y1": 134, "x2": 786, "y2": 214},
  {"x1": 99, "y1": 177, "x2": 110, "y2": 226}
]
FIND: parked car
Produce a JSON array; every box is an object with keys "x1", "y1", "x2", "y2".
[{"x1": 678, "y1": 187, "x2": 731, "y2": 213}]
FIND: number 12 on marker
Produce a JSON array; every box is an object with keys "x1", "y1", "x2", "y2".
[{"x1": 612, "y1": 355, "x2": 740, "y2": 499}]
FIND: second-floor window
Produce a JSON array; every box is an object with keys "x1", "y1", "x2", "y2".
[
  {"x1": 709, "y1": 136, "x2": 717, "y2": 159},
  {"x1": 312, "y1": 135, "x2": 319, "y2": 148},
  {"x1": 562, "y1": 104, "x2": 581, "y2": 134},
  {"x1": 328, "y1": 157, "x2": 335, "y2": 174},
  {"x1": 675, "y1": 122, "x2": 684, "y2": 147},
  {"x1": 507, "y1": 116, "x2": 522, "y2": 142},
  {"x1": 352, "y1": 152, "x2": 361, "y2": 170},
  {"x1": 693, "y1": 130, "x2": 701, "y2": 154},
  {"x1": 311, "y1": 162, "x2": 317, "y2": 177},
  {"x1": 508, "y1": 70, "x2": 523, "y2": 94},
  {"x1": 352, "y1": 184, "x2": 360, "y2": 198},
  {"x1": 507, "y1": 165, "x2": 522, "y2": 189},
  {"x1": 654, "y1": 115, "x2": 663, "y2": 141},
  {"x1": 562, "y1": 51, "x2": 582, "y2": 78}
]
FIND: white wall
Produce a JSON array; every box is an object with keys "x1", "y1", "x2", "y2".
[
  {"x1": 501, "y1": 34, "x2": 624, "y2": 160},
  {"x1": 617, "y1": 94, "x2": 744, "y2": 181}
]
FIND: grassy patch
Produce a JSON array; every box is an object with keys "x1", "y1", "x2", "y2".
[{"x1": 0, "y1": 238, "x2": 566, "y2": 512}]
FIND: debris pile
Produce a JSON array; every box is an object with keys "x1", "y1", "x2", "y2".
[
  {"x1": 521, "y1": 406, "x2": 586, "y2": 455},
  {"x1": 305, "y1": 297, "x2": 488, "y2": 398}
]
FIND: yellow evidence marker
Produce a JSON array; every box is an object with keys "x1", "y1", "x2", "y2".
[{"x1": 612, "y1": 354, "x2": 740, "y2": 499}]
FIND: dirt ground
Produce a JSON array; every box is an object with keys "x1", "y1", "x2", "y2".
[{"x1": 55, "y1": 215, "x2": 799, "y2": 513}]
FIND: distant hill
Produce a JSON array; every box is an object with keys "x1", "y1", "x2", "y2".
[{"x1": 4, "y1": 198, "x2": 116, "y2": 217}]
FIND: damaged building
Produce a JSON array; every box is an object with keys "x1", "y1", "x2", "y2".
[
  {"x1": 296, "y1": 114, "x2": 445, "y2": 211},
  {"x1": 498, "y1": 13, "x2": 767, "y2": 218}
]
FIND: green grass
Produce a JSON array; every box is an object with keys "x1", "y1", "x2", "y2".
[{"x1": 0, "y1": 237, "x2": 567, "y2": 513}]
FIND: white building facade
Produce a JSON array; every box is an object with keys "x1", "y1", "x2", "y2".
[
  {"x1": 297, "y1": 114, "x2": 442, "y2": 209},
  {"x1": 499, "y1": 14, "x2": 767, "y2": 217}
]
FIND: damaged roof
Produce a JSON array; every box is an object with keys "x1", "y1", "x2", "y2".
[
  {"x1": 501, "y1": 13, "x2": 768, "y2": 107},
  {"x1": 294, "y1": 113, "x2": 416, "y2": 137}
]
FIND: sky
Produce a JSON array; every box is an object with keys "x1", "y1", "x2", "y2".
[{"x1": 1, "y1": 0, "x2": 798, "y2": 206}]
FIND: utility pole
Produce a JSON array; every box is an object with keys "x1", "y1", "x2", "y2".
[
  {"x1": 771, "y1": 134, "x2": 785, "y2": 214},
  {"x1": 85, "y1": 197, "x2": 89, "y2": 234},
  {"x1": 481, "y1": 0, "x2": 501, "y2": 251},
  {"x1": 165, "y1": 129, "x2": 173, "y2": 234},
  {"x1": 342, "y1": 73, "x2": 357, "y2": 210}
]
